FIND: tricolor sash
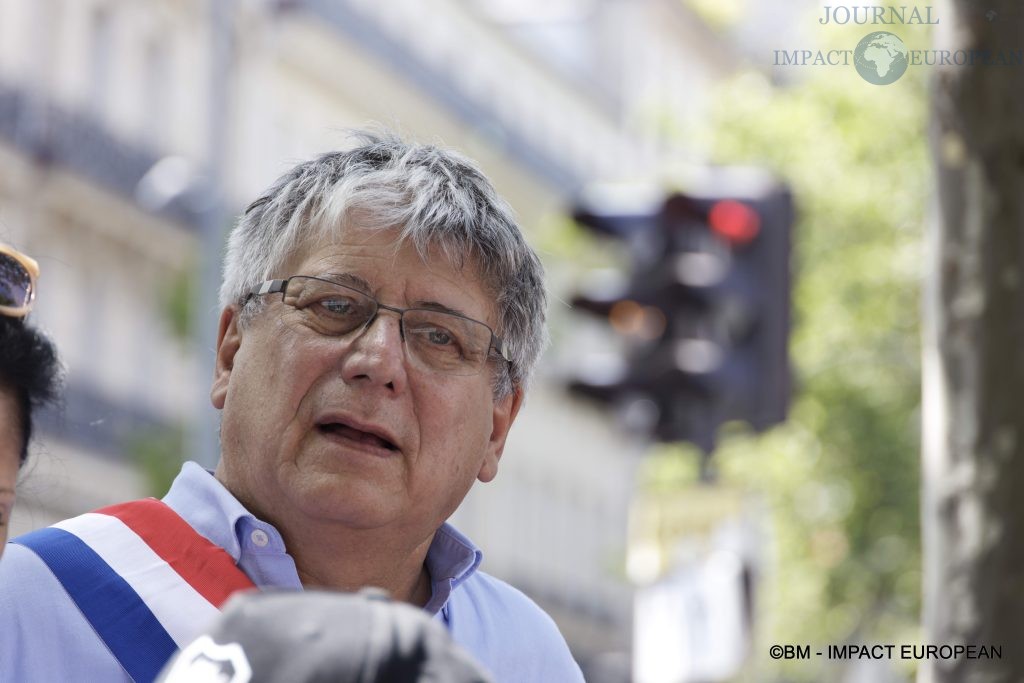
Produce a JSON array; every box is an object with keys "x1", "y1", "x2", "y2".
[{"x1": 12, "y1": 498, "x2": 256, "y2": 683}]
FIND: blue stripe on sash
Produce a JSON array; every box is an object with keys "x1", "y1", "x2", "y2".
[{"x1": 13, "y1": 527, "x2": 178, "y2": 683}]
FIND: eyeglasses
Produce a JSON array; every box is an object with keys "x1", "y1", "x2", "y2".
[
  {"x1": 247, "y1": 276, "x2": 510, "y2": 376},
  {"x1": 0, "y1": 244, "x2": 38, "y2": 318}
]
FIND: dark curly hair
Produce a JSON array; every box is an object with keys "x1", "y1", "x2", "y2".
[{"x1": 0, "y1": 317, "x2": 61, "y2": 465}]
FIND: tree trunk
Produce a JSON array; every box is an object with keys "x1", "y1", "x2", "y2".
[{"x1": 921, "y1": 2, "x2": 1024, "y2": 682}]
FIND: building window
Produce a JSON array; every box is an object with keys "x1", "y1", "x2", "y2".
[
  {"x1": 88, "y1": 5, "x2": 113, "y2": 118},
  {"x1": 29, "y1": 0, "x2": 59, "y2": 93},
  {"x1": 142, "y1": 36, "x2": 169, "y2": 148}
]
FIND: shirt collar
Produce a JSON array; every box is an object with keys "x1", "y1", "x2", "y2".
[
  {"x1": 423, "y1": 523, "x2": 483, "y2": 614},
  {"x1": 161, "y1": 461, "x2": 256, "y2": 563},
  {"x1": 428, "y1": 523, "x2": 483, "y2": 584}
]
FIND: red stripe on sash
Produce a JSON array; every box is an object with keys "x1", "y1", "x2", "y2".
[{"x1": 97, "y1": 499, "x2": 256, "y2": 607}]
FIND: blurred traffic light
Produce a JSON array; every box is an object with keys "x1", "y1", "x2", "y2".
[{"x1": 567, "y1": 174, "x2": 794, "y2": 453}]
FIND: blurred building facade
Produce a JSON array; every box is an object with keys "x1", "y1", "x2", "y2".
[{"x1": 0, "y1": 0, "x2": 734, "y2": 678}]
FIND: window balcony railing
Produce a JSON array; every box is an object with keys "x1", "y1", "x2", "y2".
[
  {"x1": 0, "y1": 83, "x2": 201, "y2": 230},
  {"x1": 295, "y1": 0, "x2": 582, "y2": 194}
]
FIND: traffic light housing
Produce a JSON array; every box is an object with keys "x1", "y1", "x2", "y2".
[{"x1": 567, "y1": 176, "x2": 793, "y2": 453}]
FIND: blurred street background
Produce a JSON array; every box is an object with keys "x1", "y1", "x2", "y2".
[{"x1": 0, "y1": 0, "x2": 979, "y2": 681}]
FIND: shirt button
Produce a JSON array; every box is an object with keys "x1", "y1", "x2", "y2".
[{"x1": 250, "y1": 529, "x2": 270, "y2": 547}]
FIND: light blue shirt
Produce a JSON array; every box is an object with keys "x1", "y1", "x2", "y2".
[{"x1": 0, "y1": 462, "x2": 584, "y2": 682}]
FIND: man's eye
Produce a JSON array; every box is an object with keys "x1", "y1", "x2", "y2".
[
  {"x1": 319, "y1": 298, "x2": 357, "y2": 315},
  {"x1": 409, "y1": 324, "x2": 462, "y2": 351},
  {"x1": 427, "y1": 329, "x2": 454, "y2": 346}
]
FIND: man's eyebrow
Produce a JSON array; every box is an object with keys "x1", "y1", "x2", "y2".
[
  {"x1": 322, "y1": 272, "x2": 373, "y2": 293},
  {"x1": 321, "y1": 272, "x2": 477, "y2": 320},
  {"x1": 411, "y1": 300, "x2": 475, "y2": 319}
]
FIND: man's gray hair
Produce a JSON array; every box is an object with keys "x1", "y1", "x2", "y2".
[{"x1": 219, "y1": 131, "x2": 547, "y2": 398}]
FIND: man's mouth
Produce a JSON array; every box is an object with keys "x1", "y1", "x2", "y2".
[{"x1": 316, "y1": 421, "x2": 400, "y2": 452}]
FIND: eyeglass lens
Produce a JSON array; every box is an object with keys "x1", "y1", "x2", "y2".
[
  {"x1": 0, "y1": 253, "x2": 31, "y2": 308},
  {"x1": 283, "y1": 277, "x2": 491, "y2": 374}
]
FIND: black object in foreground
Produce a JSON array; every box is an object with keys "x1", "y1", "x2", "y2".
[{"x1": 157, "y1": 589, "x2": 494, "y2": 683}]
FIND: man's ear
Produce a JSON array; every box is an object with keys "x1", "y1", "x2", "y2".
[
  {"x1": 477, "y1": 386, "x2": 524, "y2": 483},
  {"x1": 211, "y1": 306, "x2": 242, "y2": 410}
]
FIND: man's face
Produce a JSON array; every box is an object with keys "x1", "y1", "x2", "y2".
[
  {"x1": 211, "y1": 227, "x2": 522, "y2": 539},
  {"x1": 0, "y1": 386, "x2": 20, "y2": 553}
]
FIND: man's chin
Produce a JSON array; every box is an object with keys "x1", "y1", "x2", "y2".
[{"x1": 284, "y1": 473, "x2": 402, "y2": 530}]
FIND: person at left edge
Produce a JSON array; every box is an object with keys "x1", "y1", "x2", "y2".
[{"x1": 0, "y1": 243, "x2": 61, "y2": 559}]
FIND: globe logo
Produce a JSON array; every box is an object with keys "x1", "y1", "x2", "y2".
[{"x1": 854, "y1": 31, "x2": 909, "y2": 84}]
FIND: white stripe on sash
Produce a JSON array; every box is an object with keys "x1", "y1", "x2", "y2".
[{"x1": 54, "y1": 512, "x2": 222, "y2": 647}]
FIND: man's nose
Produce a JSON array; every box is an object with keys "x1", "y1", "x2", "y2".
[{"x1": 339, "y1": 309, "x2": 408, "y2": 392}]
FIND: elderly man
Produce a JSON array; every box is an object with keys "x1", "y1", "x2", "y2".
[{"x1": 0, "y1": 134, "x2": 583, "y2": 682}]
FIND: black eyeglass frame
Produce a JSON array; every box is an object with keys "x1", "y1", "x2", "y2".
[{"x1": 246, "y1": 276, "x2": 511, "y2": 367}]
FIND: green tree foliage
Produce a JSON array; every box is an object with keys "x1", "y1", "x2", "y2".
[
  {"x1": 648, "y1": 45, "x2": 930, "y2": 679},
  {"x1": 127, "y1": 427, "x2": 186, "y2": 498},
  {"x1": 162, "y1": 261, "x2": 195, "y2": 343}
]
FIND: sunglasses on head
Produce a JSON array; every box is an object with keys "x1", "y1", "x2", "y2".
[{"x1": 0, "y1": 244, "x2": 38, "y2": 318}]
